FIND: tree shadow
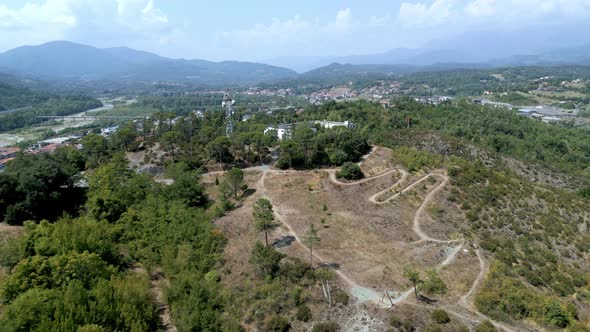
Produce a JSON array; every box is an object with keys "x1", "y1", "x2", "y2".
[
  {"x1": 318, "y1": 262, "x2": 341, "y2": 270},
  {"x1": 241, "y1": 188, "x2": 256, "y2": 198},
  {"x1": 418, "y1": 294, "x2": 438, "y2": 304},
  {"x1": 272, "y1": 235, "x2": 296, "y2": 248}
]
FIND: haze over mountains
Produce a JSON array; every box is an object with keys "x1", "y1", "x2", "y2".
[
  {"x1": 266, "y1": 24, "x2": 590, "y2": 72},
  {"x1": 1, "y1": 39, "x2": 590, "y2": 86},
  {"x1": 0, "y1": 41, "x2": 297, "y2": 85}
]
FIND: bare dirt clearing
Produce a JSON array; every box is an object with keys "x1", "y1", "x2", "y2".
[{"x1": 210, "y1": 147, "x2": 519, "y2": 331}]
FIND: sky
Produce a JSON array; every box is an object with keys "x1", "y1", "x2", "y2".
[{"x1": 0, "y1": 0, "x2": 589, "y2": 61}]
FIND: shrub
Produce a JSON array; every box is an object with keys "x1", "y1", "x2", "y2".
[
  {"x1": 296, "y1": 305, "x2": 312, "y2": 322},
  {"x1": 542, "y1": 300, "x2": 571, "y2": 328},
  {"x1": 423, "y1": 324, "x2": 442, "y2": 332},
  {"x1": 421, "y1": 270, "x2": 447, "y2": 296},
  {"x1": 431, "y1": 309, "x2": 450, "y2": 324},
  {"x1": 275, "y1": 157, "x2": 290, "y2": 170},
  {"x1": 389, "y1": 315, "x2": 402, "y2": 327},
  {"x1": 337, "y1": 162, "x2": 364, "y2": 180},
  {"x1": 333, "y1": 289, "x2": 349, "y2": 305},
  {"x1": 475, "y1": 320, "x2": 497, "y2": 332},
  {"x1": 402, "y1": 319, "x2": 415, "y2": 332},
  {"x1": 265, "y1": 315, "x2": 290, "y2": 332},
  {"x1": 312, "y1": 321, "x2": 339, "y2": 332},
  {"x1": 290, "y1": 286, "x2": 303, "y2": 306}
]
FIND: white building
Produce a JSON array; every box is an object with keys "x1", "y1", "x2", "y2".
[
  {"x1": 264, "y1": 124, "x2": 292, "y2": 140},
  {"x1": 264, "y1": 120, "x2": 356, "y2": 141},
  {"x1": 314, "y1": 120, "x2": 356, "y2": 129}
]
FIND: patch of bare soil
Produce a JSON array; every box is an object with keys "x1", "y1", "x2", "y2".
[
  {"x1": 213, "y1": 171, "x2": 265, "y2": 287},
  {"x1": 0, "y1": 223, "x2": 23, "y2": 239},
  {"x1": 207, "y1": 146, "x2": 519, "y2": 331},
  {"x1": 359, "y1": 146, "x2": 395, "y2": 177},
  {"x1": 264, "y1": 171, "x2": 468, "y2": 292}
]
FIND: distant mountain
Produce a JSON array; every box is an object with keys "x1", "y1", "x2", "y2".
[
  {"x1": 267, "y1": 23, "x2": 590, "y2": 72},
  {"x1": 301, "y1": 63, "x2": 419, "y2": 79},
  {"x1": 0, "y1": 41, "x2": 298, "y2": 85}
]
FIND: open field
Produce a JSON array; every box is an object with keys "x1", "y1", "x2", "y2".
[{"x1": 207, "y1": 147, "x2": 535, "y2": 331}]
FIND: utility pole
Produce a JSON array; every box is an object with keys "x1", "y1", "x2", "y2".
[{"x1": 222, "y1": 90, "x2": 235, "y2": 137}]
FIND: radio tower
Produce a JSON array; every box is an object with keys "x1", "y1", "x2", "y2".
[{"x1": 222, "y1": 90, "x2": 235, "y2": 136}]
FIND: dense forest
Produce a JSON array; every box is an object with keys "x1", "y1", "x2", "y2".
[
  {"x1": 0, "y1": 95, "x2": 589, "y2": 331},
  {"x1": 0, "y1": 80, "x2": 103, "y2": 132}
]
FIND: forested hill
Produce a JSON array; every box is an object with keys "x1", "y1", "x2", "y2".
[
  {"x1": 0, "y1": 78, "x2": 102, "y2": 131},
  {"x1": 0, "y1": 81, "x2": 49, "y2": 112},
  {"x1": 0, "y1": 97, "x2": 589, "y2": 330},
  {"x1": 0, "y1": 41, "x2": 298, "y2": 85}
]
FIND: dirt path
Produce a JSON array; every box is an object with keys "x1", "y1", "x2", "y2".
[
  {"x1": 456, "y1": 248, "x2": 518, "y2": 332},
  {"x1": 151, "y1": 275, "x2": 177, "y2": 332},
  {"x1": 328, "y1": 168, "x2": 402, "y2": 187},
  {"x1": 131, "y1": 265, "x2": 177, "y2": 332},
  {"x1": 260, "y1": 171, "x2": 362, "y2": 290},
  {"x1": 408, "y1": 175, "x2": 463, "y2": 244},
  {"x1": 209, "y1": 147, "x2": 515, "y2": 331},
  {"x1": 459, "y1": 248, "x2": 486, "y2": 309}
]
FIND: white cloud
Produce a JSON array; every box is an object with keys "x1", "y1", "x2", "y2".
[
  {"x1": 0, "y1": 0, "x2": 173, "y2": 52},
  {"x1": 397, "y1": 0, "x2": 454, "y2": 28},
  {"x1": 217, "y1": 8, "x2": 415, "y2": 58},
  {"x1": 217, "y1": 8, "x2": 363, "y2": 54},
  {"x1": 368, "y1": 14, "x2": 391, "y2": 28},
  {"x1": 397, "y1": 0, "x2": 590, "y2": 29},
  {"x1": 464, "y1": 0, "x2": 496, "y2": 17}
]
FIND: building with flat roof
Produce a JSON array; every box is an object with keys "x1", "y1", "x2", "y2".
[
  {"x1": 313, "y1": 120, "x2": 355, "y2": 129},
  {"x1": 264, "y1": 124, "x2": 293, "y2": 140}
]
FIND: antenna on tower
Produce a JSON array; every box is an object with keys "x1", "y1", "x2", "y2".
[{"x1": 222, "y1": 90, "x2": 235, "y2": 136}]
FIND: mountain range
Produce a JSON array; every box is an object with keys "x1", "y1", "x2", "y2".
[
  {"x1": 1, "y1": 40, "x2": 590, "y2": 86},
  {"x1": 265, "y1": 23, "x2": 590, "y2": 73},
  {"x1": 0, "y1": 41, "x2": 297, "y2": 85}
]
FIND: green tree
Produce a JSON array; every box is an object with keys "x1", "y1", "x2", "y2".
[
  {"x1": 249, "y1": 241, "x2": 284, "y2": 278},
  {"x1": 207, "y1": 136, "x2": 234, "y2": 163},
  {"x1": 431, "y1": 309, "x2": 450, "y2": 324},
  {"x1": 303, "y1": 224, "x2": 321, "y2": 268},
  {"x1": 161, "y1": 130, "x2": 182, "y2": 162},
  {"x1": 278, "y1": 140, "x2": 304, "y2": 168},
  {"x1": 253, "y1": 198, "x2": 279, "y2": 246},
  {"x1": 403, "y1": 266, "x2": 423, "y2": 300},
  {"x1": 224, "y1": 167, "x2": 244, "y2": 198},
  {"x1": 420, "y1": 269, "x2": 447, "y2": 296},
  {"x1": 165, "y1": 169, "x2": 208, "y2": 207},
  {"x1": 337, "y1": 162, "x2": 364, "y2": 180},
  {"x1": 475, "y1": 320, "x2": 497, "y2": 332},
  {"x1": 113, "y1": 125, "x2": 138, "y2": 152},
  {"x1": 81, "y1": 134, "x2": 109, "y2": 168}
]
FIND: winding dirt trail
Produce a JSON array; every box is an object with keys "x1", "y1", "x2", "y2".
[{"x1": 209, "y1": 147, "x2": 515, "y2": 331}]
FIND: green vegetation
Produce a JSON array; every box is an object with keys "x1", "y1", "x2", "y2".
[
  {"x1": 403, "y1": 266, "x2": 423, "y2": 299},
  {"x1": 337, "y1": 162, "x2": 364, "y2": 180},
  {"x1": 0, "y1": 147, "x2": 86, "y2": 225},
  {"x1": 1, "y1": 81, "x2": 589, "y2": 330},
  {"x1": 431, "y1": 309, "x2": 450, "y2": 324},
  {"x1": 494, "y1": 92, "x2": 538, "y2": 106},
  {"x1": 303, "y1": 224, "x2": 321, "y2": 268},
  {"x1": 253, "y1": 198, "x2": 279, "y2": 246},
  {"x1": 475, "y1": 320, "x2": 497, "y2": 332},
  {"x1": 420, "y1": 269, "x2": 447, "y2": 296},
  {"x1": 475, "y1": 261, "x2": 579, "y2": 328},
  {"x1": 300, "y1": 98, "x2": 589, "y2": 328},
  {"x1": 0, "y1": 150, "x2": 226, "y2": 331},
  {"x1": 0, "y1": 94, "x2": 102, "y2": 132},
  {"x1": 312, "y1": 321, "x2": 339, "y2": 332}
]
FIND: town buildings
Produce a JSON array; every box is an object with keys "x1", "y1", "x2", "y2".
[{"x1": 264, "y1": 120, "x2": 356, "y2": 141}]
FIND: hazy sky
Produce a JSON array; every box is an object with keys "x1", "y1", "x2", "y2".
[{"x1": 0, "y1": 0, "x2": 588, "y2": 61}]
